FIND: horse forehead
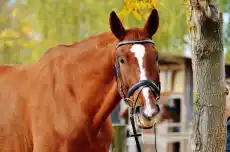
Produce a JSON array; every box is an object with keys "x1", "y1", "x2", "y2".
[{"x1": 130, "y1": 44, "x2": 146, "y2": 58}]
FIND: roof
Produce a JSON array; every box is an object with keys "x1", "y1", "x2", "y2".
[{"x1": 159, "y1": 51, "x2": 230, "y2": 66}]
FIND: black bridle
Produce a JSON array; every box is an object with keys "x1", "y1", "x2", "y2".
[{"x1": 114, "y1": 39, "x2": 161, "y2": 152}]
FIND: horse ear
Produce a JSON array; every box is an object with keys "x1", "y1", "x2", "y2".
[
  {"x1": 109, "y1": 11, "x2": 125, "y2": 40},
  {"x1": 144, "y1": 9, "x2": 159, "y2": 38}
]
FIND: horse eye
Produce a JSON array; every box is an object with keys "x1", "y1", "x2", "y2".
[
  {"x1": 120, "y1": 58, "x2": 125, "y2": 64},
  {"x1": 156, "y1": 55, "x2": 159, "y2": 61}
]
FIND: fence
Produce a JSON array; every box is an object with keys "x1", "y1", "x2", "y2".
[{"x1": 111, "y1": 122, "x2": 192, "y2": 152}]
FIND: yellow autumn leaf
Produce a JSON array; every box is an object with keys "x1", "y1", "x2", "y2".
[
  {"x1": 118, "y1": 9, "x2": 128, "y2": 20},
  {"x1": 0, "y1": 31, "x2": 7, "y2": 37},
  {"x1": 1, "y1": 29, "x2": 19, "y2": 38},
  {"x1": 153, "y1": 1, "x2": 157, "y2": 6},
  {"x1": 132, "y1": 11, "x2": 142, "y2": 21},
  {"x1": 122, "y1": 0, "x2": 158, "y2": 15},
  {"x1": 126, "y1": 7, "x2": 133, "y2": 13},
  {"x1": 22, "y1": 24, "x2": 31, "y2": 35},
  {"x1": 128, "y1": 3, "x2": 134, "y2": 9},
  {"x1": 132, "y1": 2, "x2": 141, "y2": 9},
  {"x1": 144, "y1": 13, "x2": 149, "y2": 20},
  {"x1": 136, "y1": 2, "x2": 141, "y2": 9},
  {"x1": 139, "y1": 1, "x2": 146, "y2": 9},
  {"x1": 125, "y1": 0, "x2": 132, "y2": 5},
  {"x1": 146, "y1": 3, "x2": 153, "y2": 8}
]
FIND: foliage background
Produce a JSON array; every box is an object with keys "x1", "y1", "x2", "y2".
[{"x1": 0, "y1": 0, "x2": 229, "y2": 64}]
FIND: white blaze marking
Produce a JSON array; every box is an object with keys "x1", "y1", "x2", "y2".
[{"x1": 130, "y1": 44, "x2": 154, "y2": 117}]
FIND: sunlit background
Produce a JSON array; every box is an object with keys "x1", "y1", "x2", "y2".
[{"x1": 0, "y1": 0, "x2": 229, "y2": 64}]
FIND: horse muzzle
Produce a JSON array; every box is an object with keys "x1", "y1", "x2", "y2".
[{"x1": 126, "y1": 80, "x2": 161, "y2": 129}]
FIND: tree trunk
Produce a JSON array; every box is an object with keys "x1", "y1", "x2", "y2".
[{"x1": 189, "y1": 0, "x2": 227, "y2": 152}]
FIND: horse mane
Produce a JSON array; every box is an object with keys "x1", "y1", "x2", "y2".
[
  {"x1": 39, "y1": 28, "x2": 148, "y2": 62},
  {"x1": 0, "y1": 65, "x2": 14, "y2": 74},
  {"x1": 40, "y1": 32, "x2": 115, "y2": 60}
]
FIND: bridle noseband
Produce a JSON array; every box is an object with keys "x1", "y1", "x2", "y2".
[{"x1": 114, "y1": 39, "x2": 161, "y2": 152}]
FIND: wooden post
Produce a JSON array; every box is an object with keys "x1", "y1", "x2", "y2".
[{"x1": 110, "y1": 124, "x2": 127, "y2": 152}]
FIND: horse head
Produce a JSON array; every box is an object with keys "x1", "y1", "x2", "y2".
[{"x1": 109, "y1": 9, "x2": 160, "y2": 129}]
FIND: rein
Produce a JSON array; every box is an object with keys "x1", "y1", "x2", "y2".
[{"x1": 114, "y1": 39, "x2": 161, "y2": 152}]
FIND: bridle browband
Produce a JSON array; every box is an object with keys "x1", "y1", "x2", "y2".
[
  {"x1": 114, "y1": 39, "x2": 161, "y2": 152},
  {"x1": 115, "y1": 39, "x2": 155, "y2": 49}
]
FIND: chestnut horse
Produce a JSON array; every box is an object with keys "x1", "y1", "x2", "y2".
[{"x1": 0, "y1": 9, "x2": 161, "y2": 152}]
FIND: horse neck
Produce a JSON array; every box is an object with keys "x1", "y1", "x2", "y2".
[
  {"x1": 38, "y1": 32, "x2": 122, "y2": 134},
  {"x1": 68, "y1": 38, "x2": 121, "y2": 133},
  {"x1": 89, "y1": 51, "x2": 121, "y2": 133}
]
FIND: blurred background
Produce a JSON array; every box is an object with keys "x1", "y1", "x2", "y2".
[
  {"x1": 1, "y1": 0, "x2": 230, "y2": 152},
  {"x1": 1, "y1": 0, "x2": 229, "y2": 64}
]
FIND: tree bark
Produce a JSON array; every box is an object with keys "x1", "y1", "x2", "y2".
[{"x1": 189, "y1": 0, "x2": 227, "y2": 152}]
